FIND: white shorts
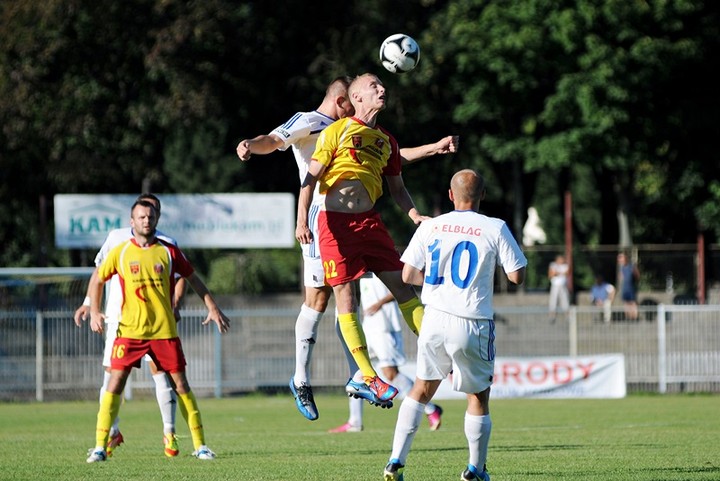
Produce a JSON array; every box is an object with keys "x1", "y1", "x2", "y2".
[
  {"x1": 416, "y1": 306, "x2": 495, "y2": 394},
  {"x1": 102, "y1": 319, "x2": 153, "y2": 368},
  {"x1": 101, "y1": 320, "x2": 119, "y2": 368},
  {"x1": 302, "y1": 202, "x2": 326, "y2": 289},
  {"x1": 365, "y1": 329, "x2": 406, "y2": 369}
]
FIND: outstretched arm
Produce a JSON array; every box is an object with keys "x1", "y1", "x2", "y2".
[
  {"x1": 400, "y1": 135, "x2": 459, "y2": 165},
  {"x1": 236, "y1": 134, "x2": 284, "y2": 161}
]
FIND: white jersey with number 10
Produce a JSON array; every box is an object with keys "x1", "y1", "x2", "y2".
[{"x1": 401, "y1": 210, "x2": 527, "y2": 320}]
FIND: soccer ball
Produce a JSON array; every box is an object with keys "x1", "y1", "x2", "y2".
[{"x1": 379, "y1": 34, "x2": 420, "y2": 74}]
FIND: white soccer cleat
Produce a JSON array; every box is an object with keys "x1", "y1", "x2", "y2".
[
  {"x1": 192, "y1": 445, "x2": 216, "y2": 460},
  {"x1": 86, "y1": 448, "x2": 107, "y2": 463}
]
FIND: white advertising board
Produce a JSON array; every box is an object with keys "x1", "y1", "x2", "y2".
[
  {"x1": 54, "y1": 193, "x2": 295, "y2": 249},
  {"x1": 399, "y1": 354, "x2": 626, "y2": 400}
]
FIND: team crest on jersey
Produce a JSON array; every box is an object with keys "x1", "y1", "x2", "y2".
[
  {"x1": 154, "y1": 263, "x2": 164, "y2": 274},
  {"x1": 375, "y1": 138, "x2": 385, "y2": 149},
  {"x1": 130, "y1": 262, "x2": 140, "y2": 274},
  {"x1": 352, "y1": 135, "x2": 362, "y2": 148}
]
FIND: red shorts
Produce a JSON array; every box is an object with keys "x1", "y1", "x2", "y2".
[
  {"x1": 110, "y1": 337, "x2": 187, "y2": 373},
  {"x1": 318, "y1": 209, "x2": 404, "y2": 287}
]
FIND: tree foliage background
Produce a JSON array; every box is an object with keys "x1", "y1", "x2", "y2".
[{"x1": 1, "y1": 0, "x2": 718, "y2": 292}]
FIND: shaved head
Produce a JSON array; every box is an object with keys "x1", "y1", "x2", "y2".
[
  {"x1": 326, "y1": 76, "x2": 351, "y2": 97},
  {"x1": 450, "y1": 169, "x2": 485, "y2": 204}
]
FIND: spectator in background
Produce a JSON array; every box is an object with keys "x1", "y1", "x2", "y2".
[
  {"x1": 617, "y1": 252, "x2": 640, "y2": 321},
  {"x1": 590, "y1": 274, "x2": 616, "y2": 323},
  {"x1": 548, "y1": 254, "x2": 570, "y2": 322}
]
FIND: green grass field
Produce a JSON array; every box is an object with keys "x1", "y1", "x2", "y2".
[{"x1": 1, "y1": 393, "x2": 718, "y2": 480}]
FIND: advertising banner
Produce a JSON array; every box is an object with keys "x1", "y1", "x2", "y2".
[
  {"x1": 54, "y1": 193, "x2": 295, "y2": 249},
  {"x1": 400, "y1": 354, "x2": 626, "y2": 400}
]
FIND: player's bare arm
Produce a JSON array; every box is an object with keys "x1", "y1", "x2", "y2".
[
  {"x1": 386, "y1": 174, "x2": 429, "y2": 224},
  {"x1": 402, "y1": 263, "x2": 425, "y2": 287},
  {"x1": 295, "y1": 160, "x2": 325, "y2": 244},
  {"x1": 236, "y1": 134, "x2": 284, "y2": 161},
  {"x1": 507, "y1": 267, "x2": 527, "y2": 286},
  {"x1": 186, "y1": 273, "x2": 230, "y2": 333},
  {"x1": 400, "y1": 135, "x2": 459, "y2": 165},
  {"x1": 173, "y1": 277, "x2": 187, "y2": 321},
  {"x1": 88, "y1": 274, "x2": 107, "y2": 334},
  {"x1": 74, "y1": 267, "x2": 101, "y2": 326}
]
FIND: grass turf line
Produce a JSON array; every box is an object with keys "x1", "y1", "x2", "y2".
[{"x1": 0, "y1": 393, "x2": 718, "y2": 480}]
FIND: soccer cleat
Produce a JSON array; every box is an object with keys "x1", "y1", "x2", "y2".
[
  {"x1": 427, "y1": 405, "x2": 443, "y2": 431},
  {"x1": 344, "y1": 378, "x2": 393, "y2": 408},
  {"x1": 86, "y1": 448, "x2": 107, "y2": 463},
  {"x1": 384, "y1": 459, "x2": 405, "y2": 481},
  {"x1": 328, "y1": 422, "x2": 363, "y2": 433},
  {"x1": 367, "y1": 376, "x2": 398, "y2": 403},
  {"x1": 105, "y1": 431, "x2": 124, "y2": 458},
  {"x1": 461, "y1": 464, "x2": 490, "y2": 481},
  {"x1": 192, "y1": 445, "x2": 216, "y2": 460},
  {"x1": 289, "y1": 377, "x2": 319, "y2": 420},
  {"x1": 163, "y1": 433, "x2": 179, "y2": 457}
]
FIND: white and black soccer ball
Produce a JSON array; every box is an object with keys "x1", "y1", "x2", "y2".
[{"x1": 379, "y1": 33, "x2": 420, "y2": 74}]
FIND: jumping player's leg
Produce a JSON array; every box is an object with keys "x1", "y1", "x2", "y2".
[
  {"x1": 294, "y1": 204, "x2": 331, "y2": 386},
  {"x1": 293, "y1": 284, "x2": 332, "y2": 385},
  {"x1": 375, "y1": 270, "x2": 424, "y2": 335},
  {"x1": 334, "y1": 282, "x2": 377, "y2": 380},
  {"x1": 289, "y1": 254, "x2": 331, "y2": 420}
]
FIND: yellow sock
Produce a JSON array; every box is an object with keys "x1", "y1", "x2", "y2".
[
  {"x1": 178, "y1": 391, "x2": 205, "y2": 449},
  {"x1": 96, "y1": 392, "x2": 121, "y2": 448},
  {"x1": 337, "y1": 312, "x2": 377, "y2": 379},
  {"x1": 398, "y1": 297, "x2": 424, "y2": 335}
]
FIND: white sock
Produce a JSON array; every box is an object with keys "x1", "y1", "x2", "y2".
[
  {"x1": 465, "y1": 413, "x2": 492, "y2": 471},
  {"x1": 391, "y1": 373, "x2": 414, "y2": 400},
  {"x1": 424, "y1": 402, "x2": 439, "y2": 416},
  {"x1": 389, "y1": 397, "x2": 424, "y2": 465},
  {"x1": 347, "y1": 396, "x2": 364, "y2": 427},
  {"x1": 100, "y1": 371, "x2": 121, "y2": 435},
  {"x1": 152, "y1": 372, "x2": 177, "y2": 434},
  {"x1": 293, "y1": 304, "x2": 322, "y2": 385}
]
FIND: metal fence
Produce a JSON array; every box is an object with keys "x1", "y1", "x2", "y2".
[{"x1": 2, "y1": 302, "x2": 719, "y2": 402}]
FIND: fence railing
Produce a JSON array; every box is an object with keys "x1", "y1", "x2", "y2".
[{"x1": 1, "y1": 303, "x2": 719, "y2": 401}]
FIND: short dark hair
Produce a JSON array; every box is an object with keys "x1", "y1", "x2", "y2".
[
  {"x1": 130, "y1": 199, "x2": 158, "y2": 215},
  {"x1": 136, "y1": 193, "x2": 161, "y2": 213}
]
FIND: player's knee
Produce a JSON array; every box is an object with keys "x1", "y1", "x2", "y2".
[{"x1": 305, "y1": 287, "x2": 331, "y2": 312}]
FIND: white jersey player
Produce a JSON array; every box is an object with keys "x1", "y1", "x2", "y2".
[
  {"x1": 235, "y1": 77, "x2": 355, "y2": 421},
  {"x1": 236, "y1": 77, "x2": 461, "y2": 421},
  {"x1": 384, "y1": 169, "x2": 527, "y2": 481},
  {"x1": 74, "y1": 194, "x2": 185, "y2": 458}
]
